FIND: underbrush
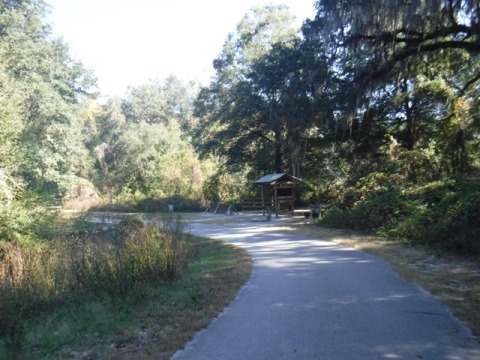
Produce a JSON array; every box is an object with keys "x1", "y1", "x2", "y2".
[
  {"x1": 321, "y1": 176, "x2": 480, "y2": 254},
  {"x1": 90, "y1": 195, "x2": 203, "y2": 213},
  {"x1": 0, "y1": 214, "x2": 191, "y2": 358}
]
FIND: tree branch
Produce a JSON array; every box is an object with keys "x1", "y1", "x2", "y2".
[
  {"x1": 347, "y1": 24, "x2": 477, "y2": 47},
  {"x1": 358, "y1": 40, "x2": 480, "y2": 84},
  {"x1": 460, "y1": 72, "x2": 480, "y2": 96}
]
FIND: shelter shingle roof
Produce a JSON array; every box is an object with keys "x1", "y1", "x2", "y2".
[{"x1": 254, "y1": 173, "x2": 300, "y2": 185}]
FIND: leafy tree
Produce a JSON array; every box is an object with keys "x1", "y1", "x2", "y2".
[
  {"x1": 84, "y1": 97, "x2": 126, "y2": 198},
  {"x1": 122, "y1": 76, "x2": 198, "y2": 132},
  {"x1": 312, "y1": 0, "x2": 480, "y2": 85},
  {"x1": 122, "y1": 83, "x2": 168, "y2": 124},
  {"x1": 195, "y1": 5, "x2": 317, "y2": 177},
  {"x1": 304, "y1": 0, "x2": 480, "y2": 175},
  {"x1": 0, "y1": 0, "x2": 96, "y2": 198},
  {"x1": 110, "y1": 121, "x2": 168, "y2": 196},
  {"x1": 90, "y1": 84, "x2": 205, "y2": 201},
  {"x1": 0, "y1": 0, "x2": 101, "y2": 243},
  {"x1": 162, "y1": 75, "x2": 199, "y2": 133},
  {"x1": 103, "y1": 119, "x2": 204, "y2": 200},
  {"x1": 298, "y1": 0, "x2": 480, "y2": 253},
  {"x1": 0, "y1": 67, "x2": 24, "y2": 206}
]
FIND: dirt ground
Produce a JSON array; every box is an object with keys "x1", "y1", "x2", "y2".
[{"x1": 187, "y1": 211, "x2": 480, "y2": 340}]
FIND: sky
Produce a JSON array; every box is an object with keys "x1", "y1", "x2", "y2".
[{"x1": 46, "y1": 0, "x2": 317, "y2": 97}]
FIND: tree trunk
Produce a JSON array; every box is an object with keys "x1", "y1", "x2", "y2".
[
  {"x1": 402, "y1": 77, "x2": 416, "y2": 150},
  {"x1": 274, "y1": 128, "x2": 283, "y2": 173}
]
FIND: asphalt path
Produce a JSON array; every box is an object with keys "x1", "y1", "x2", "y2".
[{"x1": 173, "y1": 219, "x2": 480, "y2": 360}]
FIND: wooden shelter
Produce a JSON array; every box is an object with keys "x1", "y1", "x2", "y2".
[{"x1": 254, "y1": 173, "x2": 301, "y2": 217}]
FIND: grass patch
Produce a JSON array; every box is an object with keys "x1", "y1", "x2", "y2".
[{"x1": 0, "y1": 216, "x2": 253, "y2": 359}]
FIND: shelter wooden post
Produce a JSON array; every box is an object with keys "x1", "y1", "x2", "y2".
[
  {"x1": 261, "y1": 185, "x2": 265, "y2": 216},
  {"x1": 274, "y1": 183, "x2": 279, "y2": 218}
]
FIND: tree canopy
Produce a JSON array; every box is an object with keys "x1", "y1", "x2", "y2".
[
  {"x1": 0, "y1": 0, "x2": 478, "y2": 253},
  {"x1": 195, "y1": 5, "x2": 317, "y2": 176},
  {"x1": 192, "y1": 1, "x2": 480, "y2": 253}
]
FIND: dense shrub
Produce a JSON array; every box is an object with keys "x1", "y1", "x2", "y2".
[
  {"x1": 71, "y1": 221, "x2": 191, "y2": 300},
  {"x1": 0, "y1": 204, "x2": 29, "y2": 243},
  {"x1": 409, "y1": 178, "x2": 480, "y2": 253},
  {"x1": 322, "y1": 190, "x2": 412, "y2": 231},
  {"x1": 0, "y1": 215, "x2": 192, "y2": 354},
  {"x1": 321, "y1": 176, "x2": 480, "y2": 254},
  {"x1": 0, "y1": 241, "x2": 68, "y2": 353},
  {"x1": 91, "y1": 196, "x2": 203, "y2": 212}
]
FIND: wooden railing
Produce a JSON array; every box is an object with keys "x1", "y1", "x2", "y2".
[
  {"x1": 204, "y1": 203, "x2": 238, "y2": 215},
  {"x1": 241, "y1": 198, "x2": 273, "y2": 211}
]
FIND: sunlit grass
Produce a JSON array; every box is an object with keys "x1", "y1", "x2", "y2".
[{"x1": 0, "y1": 216, "x2": 253, "y2": 359}]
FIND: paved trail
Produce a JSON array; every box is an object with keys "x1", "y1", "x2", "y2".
[{"x1": 173, "y1": 220, "x2": 480, "y2": 360}]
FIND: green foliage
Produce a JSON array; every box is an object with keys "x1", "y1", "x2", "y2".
[
  {"x1": 122, "y1": 76, "x2": 197, "y2": 131},
  {"x1": 0, "y1": 0, "x2": 96, "y2": 203},
  {"x1": 404, "y1": 178, "x2": 480, "y2": 253},
  {"x1": 322, "y1": 177, "x2": 480, "y2": 254},
  {"x1": 0, "y1": 193, "x2": 63, "y2": 244},
  {"x1": 88, "y1": 94, "x2": 207, "y2": 203},
  {"x1": 0, "y1": 203, "x2": 29, "y2": 243},
  {"x1": 201, "y1": 165, "x2": 251, "y2": 203},
  {"x1": 194, "y1": 4, "x2": 313, "y2": 175},
  {"x1": 322, "y1": 182, "x2": 406, "y2": 232},
  {"x1": 71, "y1": 220, "x2": 191, "y2": 301},
  {"x1": 0, "y1": 215, "x2": 192, "y2": 354}
]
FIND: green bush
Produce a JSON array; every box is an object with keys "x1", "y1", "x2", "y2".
[
  {"x1": 0, "y1": 241, "x2": 69, "y2": 353},
  {"x1": 117, "y1": 215, "x2": 144, "y2": 236},
  {"x1": 71, "y1": 220, "x2": 191, "y2": 301},
  {"x1": 417, "y1": 179, "x2": 480, "y2": 253},
  {"x1": 323, "y1": 189, "x2": 408, "y2": 232},
  {"x1": 321, "y1": 176, "x2": 480, "y2": 254},
  {"x1": 0, "y1": 215, "x2": 192, "y2": 355},
  {"x1": 0, "y1": 204, "x2": 32, "y2": 243}
]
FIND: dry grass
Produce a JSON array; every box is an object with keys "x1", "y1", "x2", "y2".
[
  {"x1": 0, "y1": 215, "x2": 253, "y2": 360},
  {"x1": 100, "y1": 238, "x2": 253, "y2": 360}
]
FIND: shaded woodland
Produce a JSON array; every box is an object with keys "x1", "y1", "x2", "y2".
[{"x1": 1, "y1": 0, "x2": 479, "y2": 253}]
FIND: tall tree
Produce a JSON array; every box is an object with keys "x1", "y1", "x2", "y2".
[
  {"x1": 312, "y1": 0, "x2": 480, "y2": 85},
  {"x1": 0, "y1": 66, "x2": 24, "y2": 206},
  {"x1": 92, "y1": 83, "x2": 204, "y2": 199},
  {"x1": 304, "y1": 0, "x2": 480, "y2": 175},
  {"x1": 0, "y1": 0, "x2": 100, "y2": 242},
  {"x1": 122, "y1": 76, "x2": 197, "y2": 131},
  {"x1": 0, "y1": 0, "x2": 96, "y2": 197},
  {"x1": 195, "y1": 4, "x2": 316, "y2": 176}
]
